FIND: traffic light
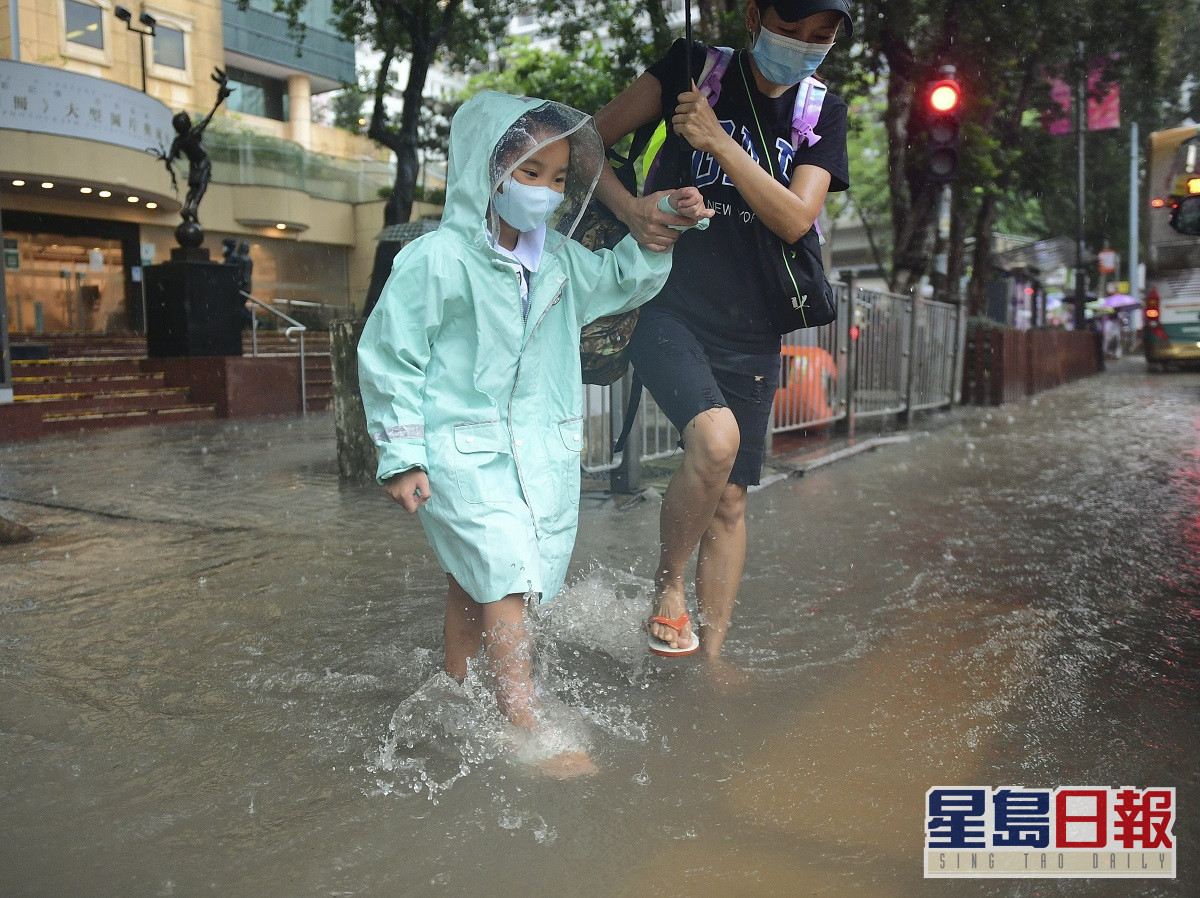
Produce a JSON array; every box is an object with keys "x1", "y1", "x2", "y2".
[{"x1": 923, "y1": 66, "x2": 962, "y2": 184}]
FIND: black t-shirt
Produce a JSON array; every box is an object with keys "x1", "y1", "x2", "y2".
[{"x1": 644, "y1": 39, "x2": 850, "y2": 354}]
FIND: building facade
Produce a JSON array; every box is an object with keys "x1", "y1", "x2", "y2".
[{"x1": 1, "y1": 0, "x2": 393, "y2": 337}]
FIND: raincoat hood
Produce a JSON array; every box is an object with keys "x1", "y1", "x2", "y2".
[{"x1": 441, "y1": 91, "x2": 605, "y2": 251}]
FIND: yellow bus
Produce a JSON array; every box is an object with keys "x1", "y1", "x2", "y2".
[{"x1": 1145, "y1": 126, "x2": 1200, "y2": 369}]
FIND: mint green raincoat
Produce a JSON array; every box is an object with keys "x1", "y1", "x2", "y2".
[{"x1": 358, "y1": 92, "x2": 673, "y2": 604}]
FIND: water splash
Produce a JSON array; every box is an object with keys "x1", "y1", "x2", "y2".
[{"x1": 367, "y1": 567, "x2": 658, "y2": 801}]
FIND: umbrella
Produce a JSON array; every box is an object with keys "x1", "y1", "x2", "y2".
[
  {"x1": 375, "y1": 218, "x2": 440, "y2": 243},
  {"x1": 1101, "y1": 293, "x2": 1140, "y2": 309}
]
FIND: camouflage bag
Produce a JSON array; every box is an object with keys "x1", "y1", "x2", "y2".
[
  {"x1": 576, "y1": 109, "x2": 666, "y2": 387},
  {"x1": 577, "y1": 203, "x2": 641, "y2": 386},
  {"x1": 580, "y1": 306, "x2": 640, "y2": 386}
]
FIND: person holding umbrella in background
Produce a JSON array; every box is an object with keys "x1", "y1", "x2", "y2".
[{"x1": 592, "y1": 1, "x2": 853, "y2": 668}]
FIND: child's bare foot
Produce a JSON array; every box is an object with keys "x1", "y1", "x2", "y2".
[{"x1": 538, "y1": 750, "x2": 598, "y2": 779}]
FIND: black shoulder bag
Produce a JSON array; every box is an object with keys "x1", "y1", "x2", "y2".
[{"x1": 737, "y1": 53, "x2": 837, "y2": 333}]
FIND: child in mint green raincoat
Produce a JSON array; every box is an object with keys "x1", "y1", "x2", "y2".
[{"x1": 358, "y1": 92, "x2": 709, "y2": 771}]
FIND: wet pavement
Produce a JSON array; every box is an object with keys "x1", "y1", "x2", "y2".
[{"x1": 1, "y1": 356, "x2": 1197, "y2": 897}]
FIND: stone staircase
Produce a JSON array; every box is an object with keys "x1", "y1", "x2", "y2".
[
  {"x1": 243, "y1": 330, "x2": 333, "y2": 412},
  {"x1": 7, "y1": 331, "x2": 331, "y2": 435},
  {"x1": 11, "y1": 354, "x2": 218, "y2": 434}
]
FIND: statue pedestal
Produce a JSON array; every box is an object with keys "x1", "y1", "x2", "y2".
[{"x1": 144, "y1": 258, "x2": 242, "y2": 357}]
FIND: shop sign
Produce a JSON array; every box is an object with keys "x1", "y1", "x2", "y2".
[
  {"x1": 0, "y1": 59, "x2": 174, "y2": 155},
  {"x1": 3, "y1": 237, "x2": 17, "y2": 271}
]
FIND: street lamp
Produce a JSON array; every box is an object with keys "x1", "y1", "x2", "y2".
[{"x1": 115, "y1": 6, "x2": 156, "y2": 94}]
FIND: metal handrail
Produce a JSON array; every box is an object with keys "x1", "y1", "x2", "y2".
[{"x1": 241, "y1": 290, "x2": 308, "y2": 416}]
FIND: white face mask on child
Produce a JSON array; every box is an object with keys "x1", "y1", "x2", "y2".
[{"x1": 492, "y1": 177, "x2": 565, "y2": 233}]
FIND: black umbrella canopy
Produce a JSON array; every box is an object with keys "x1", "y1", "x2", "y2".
[{"x1": 375, "y1": 218, "x2": 441, "y2": 243}]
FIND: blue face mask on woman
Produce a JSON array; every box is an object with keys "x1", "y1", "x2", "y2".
[
  {"x1": 750, "y1": 27, "x2": 832, "y2": 86},
  {"x1": 492, "y1": 176, "x2": 565, "y2": 234}
]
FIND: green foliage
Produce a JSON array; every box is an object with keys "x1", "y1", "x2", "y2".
[
  {"x1": 328, "y1": 67, "x2": 376, "y2": 134},
  {"x1": 413, "y1": 185, "x2": 447, "y2": 204},
  {"x1": 463, "y1": 38, "x2": 622, "y2": 114},
  {"x1": 827, "y1": 85, "x2": 893, "y2": 267},
  {"x1": 528, "y1": 1, "x2": 674, "y2": 88},
  {"x1": 851, "y1": 0, "x2": 1199, "y2": 302}
]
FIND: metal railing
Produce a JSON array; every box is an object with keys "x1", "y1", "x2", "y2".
[
  {"x1": 582, "y1": 284, "x2": 967, "y2": 489},
  {"x1": 242, "y1": 290, "x2": 308, "y2": 416}
]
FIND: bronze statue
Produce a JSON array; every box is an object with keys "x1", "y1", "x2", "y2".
[{"x1": 158, "y1": 68, "x2": 233, "y2": 246}]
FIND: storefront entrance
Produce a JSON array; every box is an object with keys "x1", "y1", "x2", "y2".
[{"x1": 4, "y1": 212, "x2": 140, "y2": 335}]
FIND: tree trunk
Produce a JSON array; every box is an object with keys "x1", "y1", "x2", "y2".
[
  {"x1": 330, "y1": 317, "x2": 378, "y2": 483},
  {"x1": 642, "y1": 0, "x2": 672, "y2": 53},
  {"x1": 361, "y1": 18, "x2": 436, "y2": 317},
  {"x1": 967, "y1": 192, "x2": 998, "y2": 318}
]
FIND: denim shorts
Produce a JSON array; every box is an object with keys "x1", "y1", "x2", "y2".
[{"x1": 626, "y1": 313, "x2": 781, "y2": 486}]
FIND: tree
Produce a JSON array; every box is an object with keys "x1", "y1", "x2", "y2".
[
  {"x1": 465, "y1": 38, "x2": 622, "y2": 116},
  {"x1": 524, "y1": 0, "x2": 675, "y2": 88},
  {"x1": 853, "y1": 0, "x2": 1191, "y2": 312},
  {"x1": 248, "y1": 0, "x2": 515, "y2": 313},
  {"x1": 825, "y1": 85, "x2": 894, "y2": 281},
  {"x1": 328, "y1": 70, "x2": 373, "y2": 134}
]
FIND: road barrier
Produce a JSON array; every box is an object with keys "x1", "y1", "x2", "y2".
[
  {"x1": 584, "y1": 285, "x2": 968, "y2": 489},
  {"x1": 960, "y1": 325, "x2": 1103, "y2": 406}
]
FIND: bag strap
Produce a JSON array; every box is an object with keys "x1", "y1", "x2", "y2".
[
  {"x1": 698, "y1": 46, "x2": 733, "y2": 103},
  {"x1": 613, "y1": 372, "x2": 643, "y2": 455},
  {"x1": 644, "y1": 45, "x2": 729, "y2": 194},
  {"x1": 793, "y1": 77, "x2": 827, "y2": 149}
]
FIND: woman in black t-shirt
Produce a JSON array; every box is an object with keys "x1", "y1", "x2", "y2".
[{"x1": 592, "y1": 0, "x2": 852, "y2": 664}]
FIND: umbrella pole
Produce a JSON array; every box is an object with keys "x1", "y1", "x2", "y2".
[
  {"x1": 681, "y1": 0, "x2": 695, "y2": 186},
  {"x1": 685, "y1": 0, "x2": 693, "y2": 83}
]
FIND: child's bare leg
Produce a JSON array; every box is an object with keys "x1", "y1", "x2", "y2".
[
  {"x1": 482, "y1": 595, "x2": 597, "y2": 778},
  {"x1": 444, "y1": 575, "x2": 482, "y2": 680},
  {"x1": 480, "y1": 594, "x2": 540, "y2": 729}
]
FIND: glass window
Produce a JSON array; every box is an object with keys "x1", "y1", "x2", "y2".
[
  {"x1": 224, "y1": 67, "x2": 287, "y2": 122},
  {"x1": 64, "y1": 0, "x2": 104, "y2": 50},
  {"x1": 153, "y1": 25, "x2": 186, "y2": 70}
]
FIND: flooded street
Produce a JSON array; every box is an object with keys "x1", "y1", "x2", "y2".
[{"x1": 1, "y1": 358, "x2": 1197, "y2": 897}]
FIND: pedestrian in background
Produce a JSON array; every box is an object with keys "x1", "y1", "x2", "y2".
[{"x1": 1104, "y1": 311, "x2": 1122, "y2": 359}]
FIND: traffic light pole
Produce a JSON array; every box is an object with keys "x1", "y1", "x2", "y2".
[
  {"x1": 1073, "y1": 41, "x2": 1089, "y2": 330},
  {"x1": 1128, "y1": 120, "x2": 1140, "y2": 300},
  {"x1": 0, "y1": 186, "x2": 12, "y2": 406}
]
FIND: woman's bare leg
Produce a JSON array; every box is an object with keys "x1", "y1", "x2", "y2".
[
  {"x1": 649, "y1": 407, "x2": 740, "y2": 649},
  {"x1": 695, "y1": 482, "x2": 748, "y2": 658}
]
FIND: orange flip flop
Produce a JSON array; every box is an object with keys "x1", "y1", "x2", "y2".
[{"x1": 647, "y1": 611, "x2": 700, "y2": 657}]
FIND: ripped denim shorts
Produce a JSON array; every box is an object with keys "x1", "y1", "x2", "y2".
[{"x1": 626, "y1": 312, "x2": 781, "y2": 486}]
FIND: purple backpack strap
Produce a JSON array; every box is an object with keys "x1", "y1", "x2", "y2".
[
  {"x1": 698, "y1": 46, "x2": 734, "y2": 104},
  {"x1": 793, "y1": 76, "x2": 828, "y2": 148},
  {"x1": 792, "y1": 77, "x2": 829, "y2": 241},
  {"x1": 644, "y1": 45, "x2": 733, "y2": 193}
]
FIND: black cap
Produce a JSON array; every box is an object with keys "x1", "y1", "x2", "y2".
[{"x1": 759, "y1": 0, "x2": 854, "y2": 39}]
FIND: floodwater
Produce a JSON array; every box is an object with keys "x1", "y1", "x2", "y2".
[{"x1": 1, "y1": 358, "x2": 1196, "y2": 897}]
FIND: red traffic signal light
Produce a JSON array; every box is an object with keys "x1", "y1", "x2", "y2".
[
  {"x1": 929, "y1": 81, "x2": 960, "y2": 114},
  {"x1": 923, "y1": 67, "x2": 961, "y2": 184}
]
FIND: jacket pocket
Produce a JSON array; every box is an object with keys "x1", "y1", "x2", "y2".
[
  {"x1": 545, "y1": 415, "x2": 584, "y2": 512},
  {"x1": 451, "y1": 420, "x2": 513, "y2": 505},
  {"x1": 557, "y1": 416, "x2": 584, "y2": 454}
]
